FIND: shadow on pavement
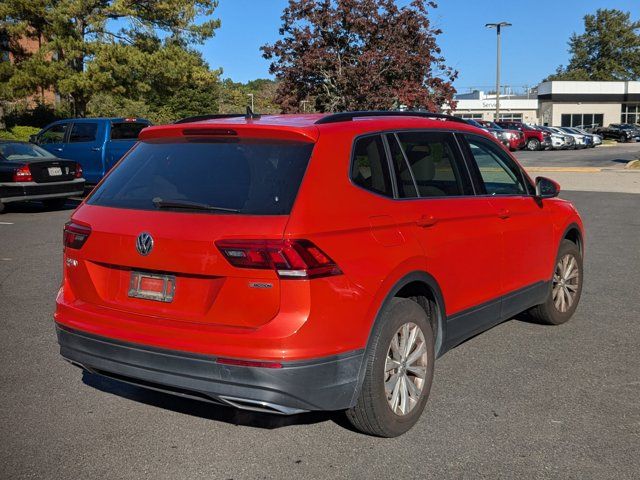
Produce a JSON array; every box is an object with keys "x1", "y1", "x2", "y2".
[
  {"x1": 82, "y1": 371, "x2": 356, "y2": 432},
  {"x1": 1, "y1": 198, "x2": 81, "y2": 214}
]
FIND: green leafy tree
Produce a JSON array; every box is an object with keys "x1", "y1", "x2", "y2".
[
  {"x1": 261, "y1": 0, "x2": 457, "y2": 113},
  {"x1": 219, "y1": 78, "x2": 280, "y2": 114},
  {"x1": 545, "y1": 9, "x2": 640, "y2": 81},
  {"x1": 0, "y1": 0, "x2": 221, "y2": 117}
]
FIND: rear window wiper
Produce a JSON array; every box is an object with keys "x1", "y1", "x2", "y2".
[{"x1": 152, "y1": 197, "x2": 240, "y2": 213}]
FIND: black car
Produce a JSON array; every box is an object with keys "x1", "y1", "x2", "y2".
[
  {"x1": 0, "y1": 141, "x2": 85, "y2": 213},
  {"x1": 594, "y1": 124, "x2": 640, "y2": 143}
]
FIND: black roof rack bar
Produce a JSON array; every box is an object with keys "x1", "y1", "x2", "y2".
[
  {"x1": 174, "y1": 114, "x2": 245, "y2": 124},
  {"x1": 314, "y1": 110, "x2": 468, "y2": 125}
]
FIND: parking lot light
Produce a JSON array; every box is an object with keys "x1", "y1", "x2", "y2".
[{"x1": 485, "y1": 22, "x2": 512, "y2": 122}]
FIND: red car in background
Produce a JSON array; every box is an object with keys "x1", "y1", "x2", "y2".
[
  {"x1": 474, "y1": 120, "x2": 525, "y2": 151},
  {"x1": 497, "y1": 121, "x2": 551, "y2": 151}
]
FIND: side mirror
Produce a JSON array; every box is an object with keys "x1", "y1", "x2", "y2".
[
  {"x1": 535, "y1": 176, "x2": 560, "y2": 199},
  {"x1": 29, "y1": 134, "x2": 38, "y2": 144}
]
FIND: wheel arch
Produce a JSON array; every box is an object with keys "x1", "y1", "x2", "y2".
[
  {"x1": 562, "y1": 222, "x2": 584, "y2": 255},
  {"x1": 349, "y1": 270, "x2": 447, "y2": 407}
]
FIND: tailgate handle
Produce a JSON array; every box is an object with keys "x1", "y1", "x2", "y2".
[{"x1": 416, "y1": 215, "x2": 438, "y2": 228}]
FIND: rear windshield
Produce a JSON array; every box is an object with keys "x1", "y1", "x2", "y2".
[
  {"x1": 110, "y1": 122, "x2": 149, "y2": 140},
  {"x1": 87, "y1": 138, "x2": 313, "y2": 215}
]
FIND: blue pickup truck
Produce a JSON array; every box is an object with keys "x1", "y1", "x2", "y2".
[{"x1": 31, "y1": 117, "x2": 151, "y2": 183}]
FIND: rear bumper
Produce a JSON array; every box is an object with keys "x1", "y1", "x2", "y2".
[
  {"x1": 56, "y1": 324, "x2": 363, "y2": 413},
  {"x1": 0, "y1": 179, "x2": 85, "y2": 203}
]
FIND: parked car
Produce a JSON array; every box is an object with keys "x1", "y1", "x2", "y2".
[
  {"x1": 0, "y1": 140, "x2": 85, "y2": 213},
  {"x1": 31, "y1": 117, "x2": 151, "y2": 183},
  {"x1": 536, "y1": 126, "x2": 576, "y2": 150},
  {"x1": 560, "y1": 127, "x2": 600, "y2": 148},
  {"x1": 473, "y1": 119, "x2": 525, "y2": 151},
  {"x1": 593, "y1": 123, "x2": 640, "y2": 143},
  {"x1": 55, "y1": 111, "x2": 584, "y2": 437},
  {"x1": 496, "y1": 121, "x2": 551, "y2": 151},
  {"x1": 545, "y1": 126, "x2": 586, "y2": 149}
]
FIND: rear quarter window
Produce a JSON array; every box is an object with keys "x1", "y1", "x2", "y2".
[
  {"x1": 87, "y1": 138, "x2": 313, "y2": 215},
  {"x1": 110, "y1": 122, "x2": 149, "y2": 140}
]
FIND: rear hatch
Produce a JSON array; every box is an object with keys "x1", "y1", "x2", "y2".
[{"x1": 67, "y1": 126, "x2": 315, "y2": 328}]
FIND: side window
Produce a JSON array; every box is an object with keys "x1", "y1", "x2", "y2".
[
  {"x1": 69, "y1": 123, "x2": 98, "y2": 143},
  {"x1": 465, "y1": 135, "x2": 528, "y2": 195},
  {"x1": 38, "y1": 124, "x2": 68, "y2": 144},
  {"x1": 394, "y1": 132, "x2": 466, "y2": 197},
  {"x1": 350, "y1": 135, "x2": 393, "y2": 197}
]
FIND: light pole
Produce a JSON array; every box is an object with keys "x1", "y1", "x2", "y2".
[
  {"x1": 485, "y1": 22, "x2": 511, "y2": 122},
  {"x1": 247, "y1": 93, "x2": 254, "y2": 113}
]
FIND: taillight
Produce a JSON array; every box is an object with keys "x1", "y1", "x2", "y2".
[
  {"x1": 63, "y1": 221, "x2": 91, "y2": 249},
  {"x1": 13, "y1": 165, "x2": 32, "y2": 182},
  {"x1": 74, "y1": 163, "x2": 83, "y2": 178},
  {"x1": 215, "y1": 239, "x2": 342, "y2": 279}
]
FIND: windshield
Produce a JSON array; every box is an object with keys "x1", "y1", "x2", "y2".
[
  {"x1": 0, "y1": 142, "x2": 56, "y2": 161},
  {"x1": 87, "y1": 138, "x2": 314, "y2": 215}
]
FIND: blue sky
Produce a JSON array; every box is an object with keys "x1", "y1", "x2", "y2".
[{"x1": 201, "y1": 0, "x2": 638, "y2": 90}]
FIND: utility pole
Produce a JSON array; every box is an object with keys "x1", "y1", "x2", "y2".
[
  {"x1": 300, "y1": 100, "x2": 309, "y2": 113},
  {"x1": 485, "y1": 22, "x2": 511, "y2": 122},
  {"x1": 247, "y1": 93, "x2": 254, "y2": 112}
]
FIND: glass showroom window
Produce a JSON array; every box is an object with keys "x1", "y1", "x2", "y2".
[
  {"x1": 622, "y1": 104, "x2": 639, "y2": 124},
  {"x1": 498, "y1": 113, "x2": 523, "y2": 121},
  {"x1": 561, "y1": 113, "x2": 604, "y2": 128}
]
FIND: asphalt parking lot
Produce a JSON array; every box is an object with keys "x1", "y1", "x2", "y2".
[
  {"x1": 1, "y1": 155, "x2": 639, "y2": 479},
  {"x1": 514, "y1": 142, "x2": 640, "y2": 169}
]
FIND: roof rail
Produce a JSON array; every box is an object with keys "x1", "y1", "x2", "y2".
[
  {"x1": 174, "y1": 114, "x2": 245, "y2": 124},
  {"x1": 314, "y1": 110, "x2": 468, "y2": 125}
]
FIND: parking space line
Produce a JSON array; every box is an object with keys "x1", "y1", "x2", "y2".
[{"x1": 0, "y1": 222, "x2": 15, "y2": 225}]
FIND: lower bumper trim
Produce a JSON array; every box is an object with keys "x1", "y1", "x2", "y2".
[{"x1": 56, "y1": 325, "x2": 364, "y2": 413}]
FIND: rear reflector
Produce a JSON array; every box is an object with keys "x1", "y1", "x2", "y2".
[
  {"x1": 216, "y1": 357, "x2": 283, "y2": 369},
  {"x1": 63, "y1": 221, "x2": 91, "y2": 249},
  {"x1": 74, "y1": 163, "x2": 83, "y2": 178},
  {"x1": 13, "y1": 165, "x2": 32, "y2": 182},
  {"x1": 215, "y1": 239, "x2": 342, "y2": 279}
]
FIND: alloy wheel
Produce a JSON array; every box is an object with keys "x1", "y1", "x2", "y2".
[
  {"x1": 384, "y1": 322, "x2": 428, "y2": 416},
  {"x1": 552, "y1": 254, "x2": 580, "y2": 313}
]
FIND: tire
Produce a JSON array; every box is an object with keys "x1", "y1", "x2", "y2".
[
  {"x1": 346, "y1": 298, "x2": 435, "y2": 437},
  {"x1": 528, "y1": 240, "x2": 583, "y2": 325},
  {"x1": 619, "y1": 134, "x2": 627, "y2": 143},
  {"x1": 0, "y1": 202, "x2": 5, "y2": 214},
  {"x1": 42, "y1": 198, "x2": 68, "y2": 210},
  {"x1": 526, "y1": 138, "x2": 540, "y2": 151}
]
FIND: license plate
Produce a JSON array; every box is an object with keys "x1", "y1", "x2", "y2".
[
  {"x1": 48, "y1": 167, "x2": 63, "y2": 176},
  {"x1": 128, "y1": 271, "x2": 175, "y2": 302}
]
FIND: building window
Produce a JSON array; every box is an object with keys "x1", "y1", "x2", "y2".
[
  {"x1": 454, "y1": 113, "x2": 483, "y2": 119},
  {"x1": 498, "y1": 113, "x2": 523, "y2": 121},
  {"x1": 622, "y1": 104, "x2": 639, "y2": 124},
  {"x1": 560, "y1": 113, "x2": 604, "y2": 128}
]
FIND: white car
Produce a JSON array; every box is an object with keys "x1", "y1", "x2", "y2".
[
  {"x1": 569, "y1": 127, "x2": 602, "y2": 147},
  {"x1": 549, "y1": 127, "x2": 588, "y2": 149},
  {"x1": 536, "y1": 126, "x2": 574, "y2": 150}
]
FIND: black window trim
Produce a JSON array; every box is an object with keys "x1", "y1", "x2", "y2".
[
  {"x1": 459, "y1": 132, "x2": 535, "y2": 197},
  {"x1": 348, "y1": 128, "x2": 477, "y2": 202}
]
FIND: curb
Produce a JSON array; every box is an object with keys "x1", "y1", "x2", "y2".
[{"x1": 625, "y1": 159, "x2": 640, "y2": 170}]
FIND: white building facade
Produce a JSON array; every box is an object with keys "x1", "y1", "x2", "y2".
[{"x1": 448, "y1": 81, "x2": 640, "y2": 128}]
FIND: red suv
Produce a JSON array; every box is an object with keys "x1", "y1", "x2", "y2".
[
  {"x1": 55, "y1": 111, "x2": 584, "y2": 437},
  {"x1": 496, "y1": 120, "x2": 551, "y2": 151}
]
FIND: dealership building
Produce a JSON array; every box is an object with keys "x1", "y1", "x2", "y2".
[{"x1": 450, "y1": 81, "x2": 640, "y2": 128}]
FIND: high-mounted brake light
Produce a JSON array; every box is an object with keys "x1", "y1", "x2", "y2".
[
  {"x1": 63, "y1": 221, "x2": 91, "y2": 249},
  {"x1": 74, "y1": 163, "x2": 83, "y2": 179},
  {"x1": 13, "y1": 165, "x2": 32, "y2": 182},
  {"x1": 215, "y1": 239, "x2": 342, "y2": 279}
]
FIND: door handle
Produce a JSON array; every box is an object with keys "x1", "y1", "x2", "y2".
[
  {"x1": 91, "y1": 147, "x2": 100, "y2": 151},
  {"x1": 497, "y1": 208, "x2": 511, "y2": 219},
  {"x1": 54, "y1": 147, "x2": 63, "y2": 152},
  {"x1": 416, "y1": 215, "x2": 438, "y2": 227}
]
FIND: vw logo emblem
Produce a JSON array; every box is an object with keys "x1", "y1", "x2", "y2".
[{"x1": 136, "y1": 232, "x2": 154, "y2": 256}]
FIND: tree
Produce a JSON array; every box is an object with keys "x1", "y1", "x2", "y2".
[
  {"x1": 218, "y1": 78, "x2": 280, "y2": 114},
  {"x1": 0, "y1": 0, "x2": 221, "y2": 117},
  {"x1": 545, "y1": 9, "x2": 640, "y2": 82},
  {"x1": 261, "y1": 0, "x2": 457, "y2": 113}
]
